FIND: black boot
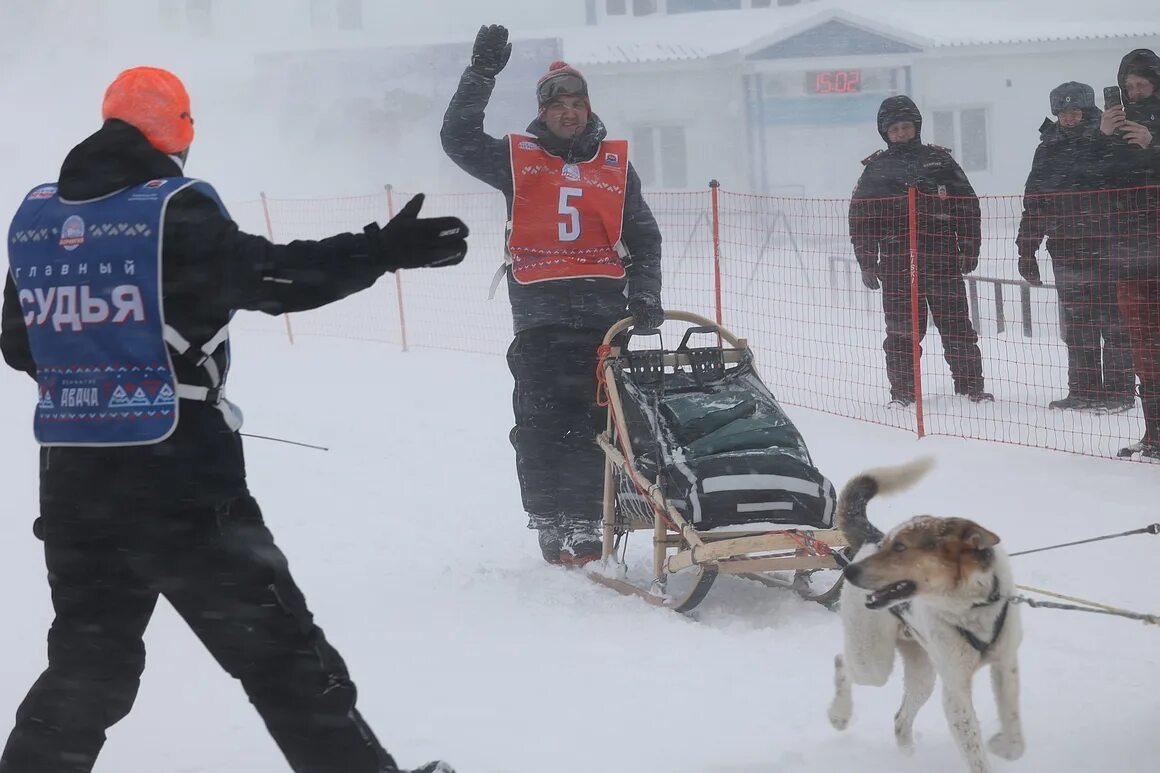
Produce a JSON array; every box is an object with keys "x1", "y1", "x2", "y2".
[
  {"x1": 1118, "y1": 391, "x2": 1160, "y2": 458},
  {"x1": 954, "y1": 377, "x2": 993, "y2": 402},
  {"x1": 559, "y1": 518, "x2": 602, "y2": 567},
  {"x1": 528, "y1": 514, "x2": 563, "y2": 565},
  {"x1": 537, "y1": 527, "x2": 563, "y2": 565},
  {"x1": 1049, "y1": 393, "x2": 1100, "y2": 411},
  {"x1": 394, "y1": 762, "x2": 456, "y2": 773}
]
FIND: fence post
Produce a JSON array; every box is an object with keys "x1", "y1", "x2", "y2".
[
  {"x1": 908, "y1": 187, "x2": 925, "y2": 438},
  {"x1": 260, "y1": 192, "x2": 295, "y2": 345},
  {"x1": 709, "y1": 180, "x2": 723, "y2": 328},
  {"x1": 385, "y1": 185, "x2": 409, "y2": 352}
]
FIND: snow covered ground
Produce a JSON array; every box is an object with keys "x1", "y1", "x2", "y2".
[{"x1": 1, "y1": 329, "x2": 1158, "y2": 773}]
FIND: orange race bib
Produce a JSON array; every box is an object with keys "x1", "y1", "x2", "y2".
[{"x1": 507, "y1": 135, "x2": 629, "y2": 284}]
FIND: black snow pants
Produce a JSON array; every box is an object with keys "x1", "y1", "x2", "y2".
[
  {"x1": 1055, "y1": 263, "x2": 1134, "y2": 400},
  {"x1": 506, "y1": 325, "x2": 608, "y2": 526},
  {"x1": 880, "y1": 267, "x2": 985, "y2": 399},
  {"x1": 0, "y1": 492, "x2": 393, "y2": 773}
]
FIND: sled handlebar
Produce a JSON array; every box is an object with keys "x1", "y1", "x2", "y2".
[{"x1": 602, "y1": 311, "x2": 745, "y2": 349}]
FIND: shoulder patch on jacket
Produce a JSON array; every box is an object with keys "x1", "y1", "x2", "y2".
[
  {"x1": 861, "y1": 149, "x2": 884, "y2": 166},
  {"x1": 927, "y1": 144, "x2": 954, "y2": 155}
]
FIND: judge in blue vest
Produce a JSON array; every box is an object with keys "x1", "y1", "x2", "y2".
[{"x1": 0, "y1": 67, "x2": 463, "y2": 773}]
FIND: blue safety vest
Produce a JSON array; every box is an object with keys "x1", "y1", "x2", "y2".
[{"x1": 7, "y1": 177, "x2": 232, "y2": 446}]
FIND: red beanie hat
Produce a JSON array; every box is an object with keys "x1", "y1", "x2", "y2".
[
  {"x1": 101, "y1": 67, "x2": 195, "y2": 154},
  {"x1": 536, "y1": 61, "x2": 590, "y2": 110}
]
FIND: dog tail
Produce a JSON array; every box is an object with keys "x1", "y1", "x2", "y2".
[{"x1": 836, "y1": 456, "x2": 935, "y2": 552}]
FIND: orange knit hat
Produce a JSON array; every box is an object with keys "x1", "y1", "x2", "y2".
[{"x1": 101, "y1": 67, "x2": 195, "y2": 154}]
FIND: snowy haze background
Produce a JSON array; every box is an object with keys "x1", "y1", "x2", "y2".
[{"x1": 2, "y1": 2, "x2": 1160, "y2": 772}]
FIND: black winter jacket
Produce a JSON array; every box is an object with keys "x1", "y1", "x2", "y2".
[
  {"x1": 849, "y1": 141, "x2": 981, "y2": 277},
  {"x1": 1089, "y1": 49, "x2": 1160, "y2": 245},
  {"x1": 440, "y1": 68, "x2": 662, "y2": 334},
  {"x1": 2, "y1": 120, "x2": 406, "y2": 506},
  {"x1": 1016, "y1": 112, "x2": 1106, "y2": 264}
]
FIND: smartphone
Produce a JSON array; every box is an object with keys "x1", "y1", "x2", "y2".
[{"x1": 1104, "y1": 85, "x2": 1123, "y2": 110}]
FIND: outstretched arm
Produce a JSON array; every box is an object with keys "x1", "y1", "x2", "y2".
[{"x1": 440, "y1": 25, "x2": 515, "y2": 195}]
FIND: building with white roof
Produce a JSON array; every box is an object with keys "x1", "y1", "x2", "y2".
[
  {"x1": 5, "y1": 0, "x2": 1155, "y2": 197},
  {"x1": 555, "y1": 0, "x2": 1160, "y2": 195}
]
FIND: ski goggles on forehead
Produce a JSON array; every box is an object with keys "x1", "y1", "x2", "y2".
[{"x1": 538, "y1": 74, "x2": 588, "y2": 105}]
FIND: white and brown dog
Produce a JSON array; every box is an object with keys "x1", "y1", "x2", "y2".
[{"x1": 827, "y1": 457, "x2": 1024, "y2": 773}]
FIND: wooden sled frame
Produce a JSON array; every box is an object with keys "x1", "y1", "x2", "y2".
[{"x1": 587, "y1": 311, "x2": 849, "y2": 613}]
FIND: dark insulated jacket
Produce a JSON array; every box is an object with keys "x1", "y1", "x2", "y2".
[
  {"x1": 440, "y1": 68, "x2": 662, "y2": 334},
  {"x1": 2, "y1": 120, "x2": 406, "y2": 507},
  {"x1": 1089, "y1": 49, "x2": 1160, "y2": 247},
  {"x1": 849, "y1": 141, "x2": 981, "y2": 277},
  {"x1": 1016, "y1": 112, "x2": 1106, "y2": 265}
]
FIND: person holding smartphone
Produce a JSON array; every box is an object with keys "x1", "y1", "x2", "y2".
[{"x1": 1094, "y1": 49, "x2": 1160, "y2": 458}]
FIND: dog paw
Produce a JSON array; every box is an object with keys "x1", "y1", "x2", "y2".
[
  {"x1": 987, "y1": 732, "x2": 1024, "y2": 760},
  {"x1": 828, "y1": 702, "x2": 851, "y2": 731},
  {"x1": 894, "y1": 722, "x2": 916, "y2": 754}
]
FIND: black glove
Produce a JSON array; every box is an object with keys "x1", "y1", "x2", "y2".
[
  {"x1": 628, "y1": 292, "x2": 664, "y2": 330},
  {"x1": 371, "y1": 194, "x2": 468, "y2": 270},
  {"x1": 958, "y1": 238, "x2": 980, "y2": 275},
  {"x1": 470, "y1": 24, "x2": 511, "y2": 78},
  {"x1": 1018, "y1": 253, "x2": 1042, "y2": 286},
  {"x1": 860, "y1": 266, "x2": 880, "y2": 290}
]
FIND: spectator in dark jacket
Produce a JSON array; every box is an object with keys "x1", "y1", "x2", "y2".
[
  {"x1": 440, "y1": 25, "x2": 663, "y2": 565},
  {"x1": 1017, "y1": 81, "x2": 1133, "y2": 413},
  {"x1": 849, "y1": 95, "x2": 990, "y2": 407},
  {"x1": 1093, "y1": 49, "x2": 1160, "y2": 458},
  {"x1": 0, "y1": 67, "x2": 462, "y2": 773}
]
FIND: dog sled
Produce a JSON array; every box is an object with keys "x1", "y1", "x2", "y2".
[{"x1": 589, "y1": 311, "x2": 850, "y2": 612}]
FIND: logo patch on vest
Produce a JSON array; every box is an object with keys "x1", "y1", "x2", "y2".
[
  {"x1": 28, "y1": 186, "x2": 57, "y2": 201},
  {"x1": 604, "y1": 152, "x2": 620, "y2": 166},
  {"x1": 562, "y1": 163, "x2": 581, "y2": 181},
  {"x1": 519, "y1": 140, "x2": 538, "y2": 150},
  {"x1": 144, "y1": 179, "x2": 168, "y2": 188},
  {"x1": 59, "y1": 215, "x2": 85, "y2": 251}
]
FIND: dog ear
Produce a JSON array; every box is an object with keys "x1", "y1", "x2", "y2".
[{"x1": 960, "y1": 521, "x2": 1000, "y2": 549}]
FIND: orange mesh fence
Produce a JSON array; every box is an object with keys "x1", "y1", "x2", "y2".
[{"x1": 226, "y1": 183, "x2": 1158, "y2": 461}]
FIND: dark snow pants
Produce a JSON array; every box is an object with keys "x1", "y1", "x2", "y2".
[
  {"x1": 0, "y1": 494, "x2": 393, "y2": 773},
  {"x1": 506, "y1": 325, "x2": 608, "y2": 525},
  {"x1": 1118, "y1": 278, "x2": 1160, "y2": 442},
  {"x1": 880, "y1": 267, "x2": 985, "y2": 398},
  {"x1": 1055, "y1": 264, "x2": 1133, "y2": 399}
]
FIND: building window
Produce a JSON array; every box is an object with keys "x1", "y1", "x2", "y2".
[
  {"x1": 160, "y1": 0, "x2": 213, "y2": 35},
  {"x1": 634, "y1": 0, "x2": 659, "y2": 15},
  {"x1": 337, "y1": 0, "x2": 363, "y2": 30},
  {"x1": 633, "y1": 125, "x2": 688, "y2": 188},
  {"x1": 311, "y1": 0, "x2": 363, "y2": 31},
  {"x1": 606, "y1": 0, "x2": 627, "y2": 15},
  {"x1": 159, "y1": 0, "x2": 180, "y2": 30},
  {"x1": 668, "y1": 0, "x2": 741, "y2": 13},
  {"x1": 186, "y1": 0, "x2": 213, "y2": 37},
  {"x1": 931, "y1": 107, "x2": 989, "y2": 172}
]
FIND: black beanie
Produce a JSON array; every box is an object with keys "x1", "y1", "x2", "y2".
[{"x1": 877, "y1": 95, "x2": 922, "y2": 143}]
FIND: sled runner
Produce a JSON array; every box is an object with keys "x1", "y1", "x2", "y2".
[{"x1": 589, "y1": 311, "x2": 849, "y2": 612}]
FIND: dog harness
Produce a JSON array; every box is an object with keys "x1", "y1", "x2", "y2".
[
  {"x1": 957, "y1": 575, "x2": 1011, "y2": 657},
  {"x1": 888, "y1": 575, "x2": 1011, "y2": 656}
]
